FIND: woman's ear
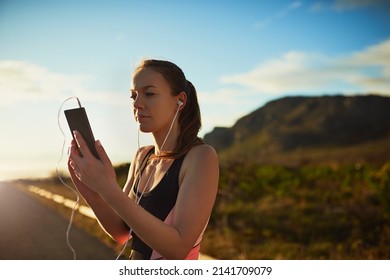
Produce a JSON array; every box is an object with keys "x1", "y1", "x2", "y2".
[{"x1": 177, "y1": 91, "x2": 187, "y2": 110}]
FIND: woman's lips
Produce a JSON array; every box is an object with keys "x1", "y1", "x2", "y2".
[{"x1": 136, "y1": 113, "x2": 150, "y2": 122}]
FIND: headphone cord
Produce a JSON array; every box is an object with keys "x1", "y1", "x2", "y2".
[
  {"x1": 56, "y1": 96, "x2": 82, "y2": 260},
  {"x1": 115, "y1": 105, "x2": 181, "y2": 259}
]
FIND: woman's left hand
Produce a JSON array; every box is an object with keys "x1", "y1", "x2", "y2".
[{"x1": 68, "y1": 131, "x2": 118, "y2": 197}]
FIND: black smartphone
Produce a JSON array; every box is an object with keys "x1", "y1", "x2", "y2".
[{"x1": 64, "y1": 107, "x2": 100, "y2": 159}]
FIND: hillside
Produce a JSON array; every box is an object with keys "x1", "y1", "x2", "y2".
[{"x1": 204, "y1": 94, "x2": 390, "y2": 166}]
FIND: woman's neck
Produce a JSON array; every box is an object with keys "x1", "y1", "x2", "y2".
[{"x1": 153, "y1": 123, "x2": 180, "y2": 156}]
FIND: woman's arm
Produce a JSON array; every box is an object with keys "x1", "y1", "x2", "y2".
[{"x1": 70, "y1": 132, "x2": 219, "y2": 259}]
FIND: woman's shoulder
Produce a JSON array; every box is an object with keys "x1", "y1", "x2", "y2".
[
  {"x1": 135, "y1": 145, "x2": 154, "y2": 161},
  {"x1": 185, "y1": 144, "x2": 218, "y2": 164},
  {"x1": 189, "y1": 143, "x2": 217, "y2": 154},
  {"x1": 138, "y1": 145, "x2": 154, "y2": 154}
]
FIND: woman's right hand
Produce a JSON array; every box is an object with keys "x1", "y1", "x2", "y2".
[
  {"x1": 67, "y1": 140, "x2": 100, "y2": 200},
  {"x1": 67, "y1": 140, "x2": 131, "y2": 243}
]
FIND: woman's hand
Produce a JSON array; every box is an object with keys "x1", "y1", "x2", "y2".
[
  {"x1": 67, "y1": 133, "x2": 132, "y2": 243},
  {"x1": 68, "y1": 131, "x2": 118, "y2": 198}
]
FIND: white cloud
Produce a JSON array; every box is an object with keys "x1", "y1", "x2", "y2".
[
  {"x1": 255, "y1": 1, "x2": 302, "y2": 29},
  {"x1": 198, "y1": 88, "x2": 250, "y2": 130},
  {"x1": 341, "y1": 39, "x2": 390, "y2": 92},
  {"x1": 221, "y1": 39, "x2": 390, "y2": 96},
  {"x1": 198, "y1": 87, "x2": 274, "y2": 133},
  {"x1": 0, "y1": 60, "x2": 127, "y2": 107},
  {"x1": 0, "y1": 60, "x2": 89, "y2": 105}
]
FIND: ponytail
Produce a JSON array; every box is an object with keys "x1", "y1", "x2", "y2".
[{"x1": 176, "y1": 80, "x2": 203, "y2": 157}]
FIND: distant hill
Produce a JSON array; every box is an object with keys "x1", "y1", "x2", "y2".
[{"x1": 204, "y1": 94, "x2": 390, "y2": 166}]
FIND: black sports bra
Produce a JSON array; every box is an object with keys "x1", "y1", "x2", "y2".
[{"x1": 131, "y1": 147, "x2": 186, "y2": 259}]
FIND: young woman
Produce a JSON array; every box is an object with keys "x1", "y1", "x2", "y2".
[{"x1": 67, "y1": 59, "x2": 219, "y2": 260}]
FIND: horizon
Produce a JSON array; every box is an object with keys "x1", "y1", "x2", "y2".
[{"x1": 1, "y1": 0, "x2": 389, "y2": 180}]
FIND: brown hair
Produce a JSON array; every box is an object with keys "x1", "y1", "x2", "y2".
[{"x1": 134, "y1": 59, "x2": 203, "y2": 158}]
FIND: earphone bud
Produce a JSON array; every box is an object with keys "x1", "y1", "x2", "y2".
[{"x1": 178, "y1": 100, "x2": 183, "y2": 107}]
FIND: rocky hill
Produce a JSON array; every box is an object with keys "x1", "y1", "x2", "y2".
[{"x1": 204, "y1": 94, "x2": 390, "y2": 166}]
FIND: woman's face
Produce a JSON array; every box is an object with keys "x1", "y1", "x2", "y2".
[{"x1": 131, "y1": 68, "x2": 178, "y2": 134}]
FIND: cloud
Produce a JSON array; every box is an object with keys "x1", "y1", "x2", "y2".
[
  {"x1": 342, "y1": 39, "x2": 390, "y2": 92},
  {"x1": 198, "y1": 86, "x2": 277, "y2": 132},
  {"x1": 0, "y1": 60, "x2": 127, "y2": 107},
  {"x1": 220, "y1": 39, "x2": 390, "y2": 96},
  {"x1": 198, "y1": 88, "x2": 253, "y2": 129},
  {"x1": 0, "y1": 60, "x2": 89, "y2": 104},
  {"x1": 310, "y1": 0, "x2": 389, "y2": 12},
  {"x1": 255, "y1": 1, "x2": 302, "y2": 29}
]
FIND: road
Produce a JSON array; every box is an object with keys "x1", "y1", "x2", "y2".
[{"x1": 0, "y1": 182, "x2": 117, "y2": 260}]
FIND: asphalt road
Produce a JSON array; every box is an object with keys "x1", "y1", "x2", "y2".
[{"x1": 0, "y1": 182, "x2": 117, "y2": 260}]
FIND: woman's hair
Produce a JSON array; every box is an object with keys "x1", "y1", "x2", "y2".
[{"x1": 134, "y1": 59, "x2": 204, "y2": 158}]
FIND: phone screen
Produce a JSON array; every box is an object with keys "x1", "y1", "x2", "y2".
[{"x1": 64, "y1": 107, "x2": 100, "y2": 159}]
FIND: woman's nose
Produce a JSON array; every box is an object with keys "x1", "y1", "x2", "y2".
[{"x1": 133, "y1": 96, "x2": 144, "y2": 109}]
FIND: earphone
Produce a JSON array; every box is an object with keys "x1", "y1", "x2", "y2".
[{"x1": 178, "y1": 100, "x2": 183, "y2": 108}]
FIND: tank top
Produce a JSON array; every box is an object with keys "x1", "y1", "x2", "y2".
[{"x1": 131, "y1": 147, "x2": 186, "y2": 259}]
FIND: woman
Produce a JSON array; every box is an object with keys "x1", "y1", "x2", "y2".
[{"x1": 68, "y1": 59, "x2": 219, "y2": 260}]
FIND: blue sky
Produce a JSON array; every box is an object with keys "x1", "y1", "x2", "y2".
[{"x1": 0, "y1": 0, "x2": 389, "y2": 180}]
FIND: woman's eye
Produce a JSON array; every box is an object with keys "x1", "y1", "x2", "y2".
[{"x1": 145, "y1": 92, "x2": 155, "y2": 97}]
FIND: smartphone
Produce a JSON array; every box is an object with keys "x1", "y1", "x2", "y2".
[{"x1": 64, "y1": 107, "x2": 100, "y2": 159}]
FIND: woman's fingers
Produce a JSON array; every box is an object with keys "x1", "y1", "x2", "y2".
[
  {"x1": 67, "y1": 133, "x2": 116, "y2": 193},
  {"x1": 73, "y1": 130, "x2": 93, "y2": 158},
  {"x1": 95, "y1": 140, "x2": 113, "y2": 168}
]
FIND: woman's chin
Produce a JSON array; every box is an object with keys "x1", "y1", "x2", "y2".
[{"x1": 138, "y1": 123, "x2": 152, "y2": 133}]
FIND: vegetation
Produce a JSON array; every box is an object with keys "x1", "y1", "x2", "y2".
[{"x1": 201, "y1": 161, "x2": 390, "y2": 259}]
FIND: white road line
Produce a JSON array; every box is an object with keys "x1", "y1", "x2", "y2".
[{"x1": 27, "y1": 185, "x2": 96, "y2": 220}]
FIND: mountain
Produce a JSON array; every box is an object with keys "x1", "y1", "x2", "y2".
[{"x1": 204, "y1": 94, "x2": 390, "y2": 166}]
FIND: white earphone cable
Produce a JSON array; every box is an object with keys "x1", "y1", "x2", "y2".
[
  {"x1": 56, "y1": 96, "x2": 82, "y2": 260},
  {"x1": 115, "y1": 103, "x2": 181, "y2": 259}
]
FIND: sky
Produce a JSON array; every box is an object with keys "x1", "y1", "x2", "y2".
[{"x1": 0, "y1": 0, "x2": 389, "y2": 181}]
